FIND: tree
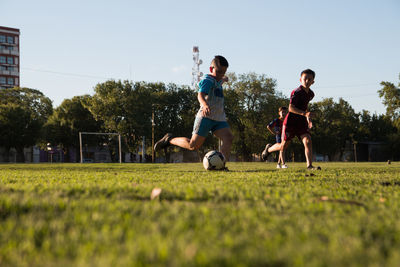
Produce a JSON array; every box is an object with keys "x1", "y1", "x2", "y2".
[
  {"x1": 378, "y1": 74, "x2": 400, "y2": 122},
  {"x1": 310, "y1": 98, "x2": 359, "y2": 160},
  {"x1": 0, "y1": 87, "x2": 52, "y2": 162},
  {"x1": 378, "y1": 74, "x2": 400, "y2": 160},
  {"x1": 224, "y1": 72, "x2": 287, "y2": 160},
  {"x1": 44, "y1": 95, "x2": 102, "y2": 162},
  {"x1": 357, "y1": 111, "x2": 395, "y2": 142},
  {"x1": 357, "y1": 110, "x2": 399, "y2": 160},
  {"x1": 85, "y1": 80, "x2": 198, "y2": 156}
]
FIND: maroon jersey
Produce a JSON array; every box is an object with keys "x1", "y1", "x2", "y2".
[
  {"x1": 282, "y1": 86, "x2": 314, "y2": 141},
  {"x1": 284, "y1": 86, "x2": 314, "y2": 127}
]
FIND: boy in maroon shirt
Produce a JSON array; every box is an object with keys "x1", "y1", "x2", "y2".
[{"x1": 280, "y1": 69, "x2": 319, "y2": 170}]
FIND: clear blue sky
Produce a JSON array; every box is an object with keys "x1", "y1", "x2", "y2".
[{"x1": 2, "y1": 0, "x2": 399, "y2": 114}]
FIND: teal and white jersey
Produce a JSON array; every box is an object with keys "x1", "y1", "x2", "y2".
[{"x1": 196, "y1": 74, "x2": 226, "y2": 121}]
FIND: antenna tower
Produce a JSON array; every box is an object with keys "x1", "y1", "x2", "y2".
[{"x1": 191, "y1": 46, "x2": 203, "y2": 90}]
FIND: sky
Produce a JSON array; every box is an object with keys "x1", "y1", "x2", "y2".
[{"x1": 1, "y1": 0, "x2": 400, "y2": 114}]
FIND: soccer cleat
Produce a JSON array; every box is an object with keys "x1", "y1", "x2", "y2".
[
  {"x1": 261, "y1": 144, "x2": 272, "y2": 161},
  {"x1": 154, "y1": 133, "x2": 173, "y2": 151},
  {"x1": 276, "y1": 164, "x2": 281, "y2": 169},
  {"x1": 212, "y1": 166, "x2": 229, "y2": 171},
  {"x1": 281, "y1": 164, "x2": 288, "y2": 169},
  {"x1": 307, "y1": 165, "x2": 321, "y2": 170}
]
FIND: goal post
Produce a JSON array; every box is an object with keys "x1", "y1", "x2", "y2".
[{"x1": 79, "y1": 132, "x2": 122, "y2": 163}]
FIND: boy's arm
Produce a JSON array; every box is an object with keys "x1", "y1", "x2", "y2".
[
  {"x1": 289, "y1": 104, "x2": 313, "y2": 118},
  {"x1": 266, "y1": 125, "x2": 275, "y2": 135},
  {"x1": 198, "y1": 92, "x2": 210, "y2": 116},
  {"x1": 307, "y1": 117, "x2": 313, "y2": 129}
]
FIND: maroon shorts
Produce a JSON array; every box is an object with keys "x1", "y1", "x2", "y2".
[{"x1": 282, "y1": 121, "x2": 310, "y2": 142}]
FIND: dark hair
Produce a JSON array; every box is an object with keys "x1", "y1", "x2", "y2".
[
  {"x1": 279, "y1": 106, "x2": 287, "y2": 112},
  {"x1": 213, "y1": 55, "x2": 229, "y2": 68},
  {"x1": 301, "y1": 69, "x2": 315, "y2": 79}
]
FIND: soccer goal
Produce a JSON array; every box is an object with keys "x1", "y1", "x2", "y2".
[{"x1": 79, "y1": 132, "x2": 122, "y2": 163}]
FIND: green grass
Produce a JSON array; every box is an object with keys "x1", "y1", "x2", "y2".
[{"x1": 1, "y1": 162, "x2": 400, "y2": 266}]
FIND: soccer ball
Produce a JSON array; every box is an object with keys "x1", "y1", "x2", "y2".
[{"x1": 203, "y1": 150, "x2": 225, "y2": 170}]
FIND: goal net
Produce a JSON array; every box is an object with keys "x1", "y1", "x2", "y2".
[{"x1": 79, "y1": 132, "x2": 122, "y2": 163}]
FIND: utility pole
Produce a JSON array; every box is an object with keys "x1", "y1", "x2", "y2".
[
  {"x1": 152, "y1": 107, "x2": 155, "y2": 163},
  {"x1": 353, "y1": 141, "x2": 358, "y2": 162}
]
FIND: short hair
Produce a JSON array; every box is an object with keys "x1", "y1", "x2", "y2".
[
  {"x1": 301, "y1": 69, "x2": 315, "y2": 79},
  {"x1": 278, "y1": 106, "x2": 287, "y2": 112},
  {"x1": 212, "y1": 55, "x2": 229, "y2": 68}
]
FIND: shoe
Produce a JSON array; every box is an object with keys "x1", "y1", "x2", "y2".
[
  {"x1": 281, "y1": 164, "x2": 288, "y2": 169},
  {"x1": 307, "y1": 165, "x2": 321, "y2": 170},
  {"x1": 261, "y1": 144, "x2": 272, "y2": 161},
  {"x1": 212, "y1": 167, "x2": 229, "y2": 171},
  {"x1": 221, "y1": 167, "x2": 229, "y2": 171},
  {"x1": 276, "y1": 164, "x2": 281, "y2": 169},
  {"x1": 154, "y1": 133, "x2": 173, "y2": 151}
]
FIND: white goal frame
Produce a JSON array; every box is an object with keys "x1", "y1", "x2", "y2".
[{"x1": 79, "y1": 132, "x2": 122, "y2": 163}]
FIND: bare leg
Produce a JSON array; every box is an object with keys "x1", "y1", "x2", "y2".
[
  {"x1": 277, "y1": 149, "x2": 283, "y2": 165},
  {"x1": 279, "y1": 140, "x2": 290, "y2": 165},
  {"x1": 267, "y1": 143, "x2": 281, "y2": 153},
  {"x1": 267, "y1": 143, "x2": 282, "y2": 165},
  {"x1": 170, "y1": 134, "x2": 206, "y2": 151},
  {"x1": 301, "y1": 134, "x2": 313, "y2": 167},
  {"x1": 213, "y1": 127, "x2": 234, "y2": 161}
]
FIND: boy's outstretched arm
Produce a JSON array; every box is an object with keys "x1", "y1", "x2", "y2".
[{"x1": 198, "y1": 92, "x2": 210, "y2": 116}]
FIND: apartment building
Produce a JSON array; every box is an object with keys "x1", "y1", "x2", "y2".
[{"x1": 0, "y1": 26, "x2": 20, "y2": 89}]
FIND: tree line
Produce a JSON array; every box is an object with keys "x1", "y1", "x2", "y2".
[{"x1": 1, "y1": 73, "x2": 399, "y2": 162}]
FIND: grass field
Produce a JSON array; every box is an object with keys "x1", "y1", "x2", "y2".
[{"x1": 1, "y1": 162, "x2": 400, "y2": 266}]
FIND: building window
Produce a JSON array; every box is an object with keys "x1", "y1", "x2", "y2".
[
  {"x1": 7, "y1": 66, "x2": 14, "y2": 71},
  {"x1": 0, "y1": 77, "x2": 6, "y2": 84},
  {"x1": 0, "y1": 35, "x2": 5, "y2": 43},
  {"x1": 7, "y1": 36, "x2": 14, "y2": 44},
  {"x1": 0, "y1": 45, "x2": 5, "y2": 50},
  {"x1": 0, "y1": 56, "x2": 5, "y2": 63},
  {"x1": 0, "y1": 66, "x2": 6, "y2": 71},
  {"x1": 7, "y1": 77, "x2": 14, "y2": 85},
  {"x1": 7, "y1": 57, "x2": 13, "y2": 65}
]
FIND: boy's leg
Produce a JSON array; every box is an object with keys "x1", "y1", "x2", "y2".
[
  {"x1": 268, "y1": 143, "x2": 281, "y2": 153},
  {"x1": 213, "y1": 127, "x2": 234, "y2": 161},
  {"x1": 154, "y1": 116, "x2": 209, "y2": 152},
  {"x1": 300, "y1": 133, "x2": 313, "y2": 167},
  {"x1": 262, "y1": 143, "x2": 281, "y2": 162},
  {"x1": 280, "y1": 124, "x2": 292, "y2": 166},
  {"x1": 169, "y1": 134, "x2": 206, "y2": 151},
  {"x1": 277, "y1": 144, "x2": 283, "y2": 165},
  {"x1": 279, "y1": 140, "x2": 290, "y2": 165}
]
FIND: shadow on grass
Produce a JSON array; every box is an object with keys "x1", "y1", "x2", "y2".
[{"x1": 380, "y1": 181, "x2": 400, "y2": 186}]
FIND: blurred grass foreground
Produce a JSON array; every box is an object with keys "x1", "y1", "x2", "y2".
[{"x1": 1, "y1": 162, "x2": 400, "y2": 266}]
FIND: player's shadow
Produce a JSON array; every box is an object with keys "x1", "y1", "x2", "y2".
[
  {"x1": 173, "y1": 169, "x2": 276, "y2": 173},
  {"x1": 233, "y1": 169, "x2": 276, "y2": 173}
]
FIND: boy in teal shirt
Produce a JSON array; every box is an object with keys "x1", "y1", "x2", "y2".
[{"x1": 154, "y1": 56, "x2": 233, "y2": 165}]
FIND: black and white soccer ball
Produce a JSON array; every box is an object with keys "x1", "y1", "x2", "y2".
[{"x1": 203, "y1": 150, "x2": 225, "y2": 170}]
